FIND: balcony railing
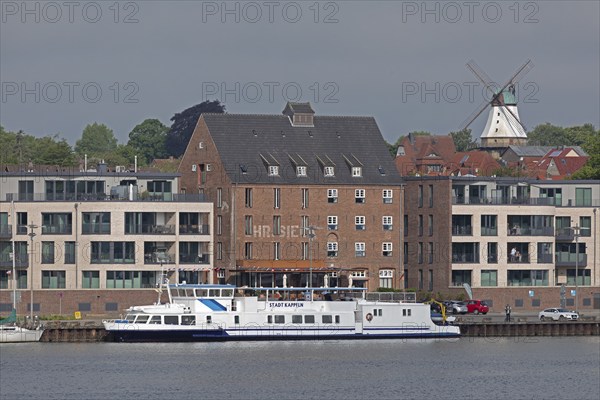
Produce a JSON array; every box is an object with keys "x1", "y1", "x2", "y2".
[
  {"x1": 507, "y1": 227, "x2": 554, "y2": 236},
  {"x1": 0, "y1": 224, "x2": 12, "y2": 238},
  {"x1": 180, "y1": 254, "x2": 210, "y2": 264},
  {"x1": 452, "y1": 197, "x2": 556, "y2": 206},
  {"x1": 555, "y1": 228, "x2": 575, "y2": 241},
  {"x1": 125, "y1": 224, "x2": 175, "y2": 235},
  {"x1": 555, "y1": 253, "x2": 587, "y2": 267},
  {"x1": 144, "y1": 252, "x2": 175, "y2": 264},
  {"x1": 41, "y1": 224, "x2": 72, "y2": 235},
  {"x1": 179, "y1": 224, "x2": 210, "y2": 235},
  {"x1": 481, "y1": 227, "x2": 497, "y2": 236},
  {"x1": 0, "y1": 255, "x2": 28, "y2": 267},
  {"x1": 452, "y1": 226, "x2": 472, "y2": 235},
  {"x1": 508, "y1": 254, "x2": 530, "y2": 263},
  {"x1": 82, "y1": 223, "x2": 111, "y2": 234},
  {"x1": 6, "y1": 193, "x2": 207, "y2": 203},
  {"x1": 537, "y1": 254, "x2": 554, "y2": 264},
  {"x1": 451, "y1": 254, "x2": 479, "y2": 263}
]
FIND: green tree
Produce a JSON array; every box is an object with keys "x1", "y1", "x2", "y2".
[
  {"x1": 571, "y1": 129, "x2": 600, "y2": 179},
  {"x1": 32, "y1": 135, "x2": 76, "y2": 166},
  {"x1": 527, "y1": 123, "x2": 568, "y2": 146},
  {"x1": 0, "y1": 126, "x2": 76, "y2": 166},
  {"x1": 75, "y1": 123, "x2": 118, "y2": 157},
  {"x1": 127, "y1": 119, "x2": 169, "y2": 164},
  {"x1": 102, "y1": 144, "x2": 138, "y2": 167},
  {"x1": 166, "y1": 100, "x2": 226, "y2": 157},
  {"x1": 449, "y1": 128, "x2": 476, "y2": 152}
]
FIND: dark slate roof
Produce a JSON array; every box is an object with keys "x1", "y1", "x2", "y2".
[
  {"x1": 504, "y1": 145, "x2": 555, "y2": 157},
  {"x1": 202, "y1": 113, "x2": 400, "y2": 185},
  {"x1": 284, "y1": 102, "x2": 315, "y2": 114}
]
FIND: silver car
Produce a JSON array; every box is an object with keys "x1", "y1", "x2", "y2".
[
  {"x1": 445, "y1": 301, "x2": 468, "y2": 315},
  {"x1": 538, "y1": 308, "x2": 579, "y2": 321}
]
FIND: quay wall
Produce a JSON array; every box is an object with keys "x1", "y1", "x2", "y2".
[{"x1": 38, "y1": 321, "x2": 600, "y2": 342}]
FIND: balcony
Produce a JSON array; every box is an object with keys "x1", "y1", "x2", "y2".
[
  {"x1": 0, "y1": 224, "x2": 12, "y2": 239},
  {"x1": 0, "y1": 254, "x2": 28, "y2": 267},
  {"x1": 6, "y1": 193, "x2": 207, "y2": 203},
  {"x1": 42, "y1": 224, "x2": 72, "y2": 235},
  {"x1": 555, "y1": 228, "x2": 575, "y2": 241},
  {"x1": 507, "y1": 227, "x2": 554, "y2": 236},
  {"x1": 180, "y1": 254, "x2": 210, "y2": 264},
  {"x1": 126, "y1": 224, "x2": 175, "y2": 235},
  {"x1": 537, "y1": 254, "x2": 554, "y2": 264},
  {"x1": 508, "y1": 254, "x2": 530, "y2": 264},
  {"x1": 82, "y1": 223, "x2": 111, "y2": 234},
  {"x1": 452, "y1": 254, "x2": 479, "y2": 263},
  {"x1": 452, "y1": 197, "x2": 556, "y2": 206},
  {"x1": 144, "y1": 251, "x2": 175, "y2": 265},
  {"x1": 452, "y1": 226, "x2": 472, "y2": 236},
  {"x1": 481, "y1": 227, "x2": 497, "y2": 236},
  {"x1": 179, "y1": 225, "x2": 210, "y2": 235},
  {"x1": 555, "y1": 252, "x2": 587, "y2": 267}
]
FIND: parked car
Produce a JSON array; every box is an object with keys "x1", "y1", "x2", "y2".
[
  {"x1": 466, "y1": 300, "x2": 489, "y2": 315},
  {"x1": 443, "y1": 301, "x2": 468, "y2": 315},
  {"x1": 538, "y1": 308, "x2": 579, "y2": 321}
]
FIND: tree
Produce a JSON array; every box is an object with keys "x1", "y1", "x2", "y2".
[
  {"x1": 75, "y1": 123, "x2": 118, "y2": 157},
  {"x1": 32, "y1": 135, "x2": 76, "y2": 166},
  {"x1": 449, "y1": 128, "x2": 477, "y2": 152},
  {"x1": 127, "y1": 119, "x2": 169, "y2": 164},
  {"x1": 166, "y1": 100, "x2": 226, "y2": 157},
  {"x1": 571, "y1": 128, "x2": 600, "y2": 179},
  {"x1": 0, "y1": 126, "x2": 76, "y2": 166},
  {"x1": 527, "y1": 123, "x2": 568, "y2": 146}
]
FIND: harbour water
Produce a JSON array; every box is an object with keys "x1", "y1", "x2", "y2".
[{"x1": 1, "y1": 337, "x2": 598, "y2": 400}]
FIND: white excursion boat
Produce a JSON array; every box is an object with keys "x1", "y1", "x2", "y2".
[{"x1": 103, "y1": 282, "x2": 460, "y2": 342}]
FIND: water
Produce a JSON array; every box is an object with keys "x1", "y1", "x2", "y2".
[{"x1": 1, "y1": 337, "x2": 599, "y2": 400}]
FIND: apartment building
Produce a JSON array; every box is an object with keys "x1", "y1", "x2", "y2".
[
  {"x1": 405, "y1": 176, "x2": 600, "y2": 311},
  {"x1": 178, "y1": 102, "x2": 402, "y2": 290},
  {"x1": 0, "y1": 164, "x2": 213, "y2": 316}
]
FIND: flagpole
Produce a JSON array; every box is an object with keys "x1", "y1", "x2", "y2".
[{"x1": 11, "y1": 200, "x2": 16, "y2": 311}]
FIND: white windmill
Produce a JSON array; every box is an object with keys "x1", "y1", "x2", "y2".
[{"x1": 461, "y1": 60, "x2": 534, "y2": 149}]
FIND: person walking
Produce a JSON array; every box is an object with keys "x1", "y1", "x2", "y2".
[{"x1": 505, "y1": 304, "x2": 512, "y2": 322}]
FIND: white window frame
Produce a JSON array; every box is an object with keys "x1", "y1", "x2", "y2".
[
  {"x1": 355, "y1": 216, "x2": 366, "y2": 230},
  {"x1": 327, "y1": 216, "x2": 338, "y2": 230},
  {"x1": 350, "y1": 271, "x2": 366, "y2": 278},
  {"x1": 382, "y1": 189, "x2": 393, "y2": 204},
  {"x1": 301, "y1": 215, "x2": 309, "y2": 237},
  {"x1": 324, "y1": 166, "x2": 335, "y2": 177},
  {"x1": 355, "y1": 242, "x2": 366, "y2": 257},
  {"x1": 352, "y1": 166, "x2": 362, "y2": 177},
  {"x1": 327, "y1": 241, "x2": 338, "y2": 257},
  {"x1": 383, "y1": 216, "x2": 393, "y2": 231},
  {"x1": 382, "y1": 242, "x2": 393, "y2": 257},
  {"x1": 217, "y1": 188, "x2": 223, "y2": 208},
  {"x1": 274, "y1": 242, "x2": 281, "y2": 260},
  {"x1": 273, "y1": 188, "x2": 281, "y2": 209},
  {"x1": 379, "y1": 269, "x2": 393, "y2": 289},
  {"x1": 327, "y1": 188, "x2": 338, "y2": 203},
  {"x1": 296, "y1": 166, "x2": 307, "y2": 177},
  {"x1": 268, "y1": 165, "x2": 279, "y2": 176},
  {"x1": 355, "y1": 189, "x2": 366, "y2": 203},
  {"x1": 301, "y1": 188, "x2": 309, "y2": 209},
  {"x1": 216, "y1": 269, "x2": 225, "y2": 279}
]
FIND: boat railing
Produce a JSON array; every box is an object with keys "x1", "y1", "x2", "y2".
[{"x1": 365, "y1": 292, "x2": 417, "y2": 303}]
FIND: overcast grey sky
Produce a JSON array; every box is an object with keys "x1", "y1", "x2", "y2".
[{"x1": 1, "y1": 0, "x2": 599, "y2": 145}]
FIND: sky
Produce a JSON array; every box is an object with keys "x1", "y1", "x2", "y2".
[{"x1": 1, "y1": 0, "x2": 599, "y2": 146}]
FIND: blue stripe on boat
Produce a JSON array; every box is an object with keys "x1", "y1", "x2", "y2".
[{"x1": 199, "y1": 299, "x2": 227, "y2": 311}]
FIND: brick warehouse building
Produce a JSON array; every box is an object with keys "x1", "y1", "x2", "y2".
[{"x1": 178, "y1": 102, "x2": 403, "y2": 290}]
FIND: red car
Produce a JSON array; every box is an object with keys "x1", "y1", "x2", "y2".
[{"x1": 466, "y1": 300, "x2": 489, "y2": 315}]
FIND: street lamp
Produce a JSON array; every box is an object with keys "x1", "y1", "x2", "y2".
[
  {"x1": 27, "y1": 223, "x2": 38, "y2": 323},
  {"x1": 304, "y1": 225, "x2": 318, "y2": 287},
  {"x1": 572, "y1": 223, "x2": 580, "y2": 314}
]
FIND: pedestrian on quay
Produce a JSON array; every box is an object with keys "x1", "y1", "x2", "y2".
[{"x1": 505, "y1": 304, "x2": 512, "y2": 322}]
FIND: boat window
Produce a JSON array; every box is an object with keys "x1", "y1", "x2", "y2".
[
  {"x1": 196, "y1": 289, "x2": 208, "y2": 297},
  {"x1": 206, "y1": 316, "x2": 212, "y2": 324},
  {"x1": 374, "y1": 309, "x2": 383, "y2": 316},
  {"x1": 222, "y1": 289, "x2": 233, "y2": 297},
  {"x1": 305, "y1": 315, "x2": 315, "y2": 324},
  {"x1": 175, "y1": 289, "x2": 185, "y2": 297},
  {"x1": 234, "y1": 315, "x2": 240, "y2": 324},
  {"x1": 322, "y1": 315, "x2": 333, "y2": 324},
  {"x1": 292, "y1": 315, "x2": 302, "y2": 324},
  {"x1": 209, "y1": 289, "x2": 220, "y2": 297},
  {"x1": 181, "y1": 315, "x2": 196, "y2": 325},
  {"x1": 402, "y1": 309, "x2": 412, "y2": 317},
  {"x1": 274, "y1": 315, "x2": 285, "y2": 324},
  {"x1": 267, "y1": 315, "x2": 273, "y2": 324},
  {"x1": 149, "y1": 316, "x2": 161, "y2": 324},
  {"x1": 164, "y1": 316, "x2": 178, "y2": 325},
  {"x1": 135, "y1": 315, "x2": 150, "y2": 324},
  {"x1": 335, "y1": 315, "x2": 340, "y2": 324},
  {"x1": 125, "y1": 314, "x2": 135, "y2": 322},
  {"x1": 185, "y1": 289, "x2": 194, "y2": 297}
]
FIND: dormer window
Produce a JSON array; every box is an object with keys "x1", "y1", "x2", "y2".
[
  {"x1": 324, "y1": 166, "x2": 335, "y2": 177},
  {"x1": 352, "y1": 167, "x2": 362, "y2": 177},
  {"x1": 296, "y1": 166, "x2": 307, "y2": 177},
  {"x1": 269, "y1": 166, "x2": 279, "y2": 176}
]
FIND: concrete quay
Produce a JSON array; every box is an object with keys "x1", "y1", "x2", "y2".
[{"x1": 36, "y1": 313, "x2": 600, "y2": 342}]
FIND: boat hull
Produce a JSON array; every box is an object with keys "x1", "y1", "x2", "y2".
[
  {"x1": 0, "y1": 327, "x2": 44, "y2": 343},
  {"x1": 106, "y1": 324, "x2": 460, "y2": 343}
]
